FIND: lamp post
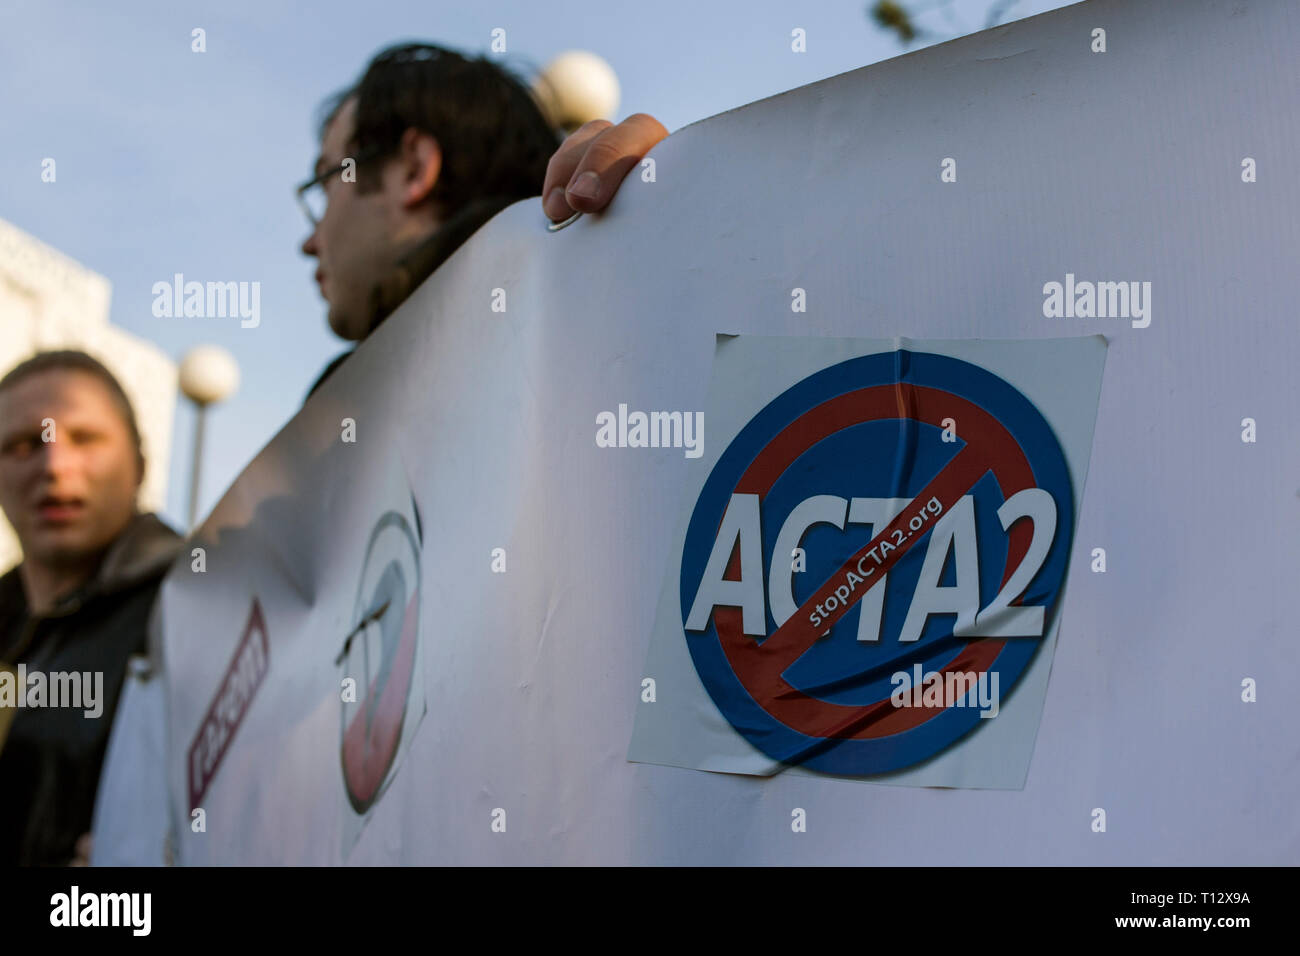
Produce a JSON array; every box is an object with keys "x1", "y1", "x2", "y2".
[
  {"x1": 178, "y1": 345, "x2": 239, "y2": 530},
  {"x1": 532, "y1": 51, "x2": 622, "y2": 134}
]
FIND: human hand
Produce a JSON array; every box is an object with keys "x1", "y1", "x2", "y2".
[
  {"x1": 70, "y1": 832, "x2": 93, "y2": 866},
  {"x1": 542, "y1": 113, "x2": 669, "y2": 222}
]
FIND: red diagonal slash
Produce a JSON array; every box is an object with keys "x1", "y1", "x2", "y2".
[
  {"x1": 342, "y1": 589, "x2": 420, "y2": 812},
  {"x1": 709, "y1": 383, "x2": 1037, "y2": 744}
]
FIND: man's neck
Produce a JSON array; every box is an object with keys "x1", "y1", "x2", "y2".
[
  {"x1": 20, "y1": 555, "x2": 102, "y2": 616},
  {"x1": 364, "y1": 223, "x2": 442, "y2": 334}
]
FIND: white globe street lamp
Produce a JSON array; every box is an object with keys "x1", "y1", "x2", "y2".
[
  {"x1": 178, "y1": 345, "x2": 239, "y2": 529},
  {"x1": 533, "y1": 50, "x2": 621, "y2": 133}
]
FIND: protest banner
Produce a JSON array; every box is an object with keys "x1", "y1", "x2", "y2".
[{"x1": 95, "y1": 0, "x2": 1299, "y2": 864}]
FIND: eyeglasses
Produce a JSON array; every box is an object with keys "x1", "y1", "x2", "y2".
[{"x1": 295, "y1": 145, "x2": 386, "y2": 228}]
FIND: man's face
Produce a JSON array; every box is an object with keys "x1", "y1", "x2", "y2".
[
  {"x1": 301, "y1": 96, "x2": 406, "y2": 341},
  {"x1": 0, "y1": 370, "x2": 141, "y2": 570}
]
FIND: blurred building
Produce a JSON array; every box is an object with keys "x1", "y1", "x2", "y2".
[{"x1": 0, "y1": 217, "x2": 176, "y2": 572}]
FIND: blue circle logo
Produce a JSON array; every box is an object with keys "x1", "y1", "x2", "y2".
[{"x1": 679, "y1": 350, "x2": 1073, "y2": 774}]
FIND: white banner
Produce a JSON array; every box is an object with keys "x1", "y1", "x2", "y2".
[{"x1": 148, "y1": 0, "x2": 1300, "y2": 864}]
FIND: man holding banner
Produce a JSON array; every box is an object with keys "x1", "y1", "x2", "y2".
[
  {"x1": 295, "y1": 41, "x2": 668, "y2": 393},
  {"x1": 88, "y1": 40, "x2": 665, "y2": 865}
]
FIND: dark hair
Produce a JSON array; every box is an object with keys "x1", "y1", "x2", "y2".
[
  {"x1": 0, "y1": 350, "x2": 145, "y2": 478},
  {"x1": 318, "y1": 42, "x2": 561, "y2": 219}
]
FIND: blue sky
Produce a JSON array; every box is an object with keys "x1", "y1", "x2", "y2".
[{"x1": 0, "y1": 0, "x2": 1069, "y2": 529}]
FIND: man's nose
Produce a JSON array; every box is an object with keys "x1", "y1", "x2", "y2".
[
  {"x1": 39, "y1": 436, "x2": 79, "y2": 478},
  {"x1": 301, "y1": 225, "x2": 320, "y2": 257}
]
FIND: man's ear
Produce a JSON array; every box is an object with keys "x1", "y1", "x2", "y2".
[{"x1": 398, "y1": 127, "x2": 441, "y2": 210}]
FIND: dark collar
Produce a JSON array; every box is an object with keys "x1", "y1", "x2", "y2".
[
  {"x1": 0, "y1": 512, "x2": 182, "y2": 622},
  {"x1": 365, "y1": 194, "x2": 520, "y2": 335}
]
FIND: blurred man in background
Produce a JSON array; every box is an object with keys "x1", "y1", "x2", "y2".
[{"x1": 0, "y1": 351, "x2": 181, "y2": 866}]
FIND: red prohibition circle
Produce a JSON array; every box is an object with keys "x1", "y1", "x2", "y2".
[{"x1": 711, "y1": 382, "x2": 1037, "y2": 741}]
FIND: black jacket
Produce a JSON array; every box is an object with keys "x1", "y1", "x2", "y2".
[{"x1": 0, "y1": 512, "x2": 182, "y2": 865}]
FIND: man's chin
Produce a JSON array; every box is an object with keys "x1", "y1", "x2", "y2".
[
  {"x1": 26, "y1": 525, "x2": 113, "y2": 568},
  {"x1": 327, "y1": 303, "x2": 369, "y2": 342}
]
